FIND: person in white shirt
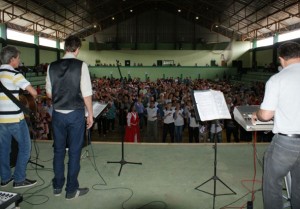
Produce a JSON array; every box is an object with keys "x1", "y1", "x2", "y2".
[
  {"x1": 188, "y1": 109, "x2": 199, "y2": 143},
  {"x1": 46, "y1": 35, "x2": 93, "y2": 199},
  {"x1": 251, "y1": 42, "x2": 300, "y2": 209},
  {"x1": 145, "y1": 101, "x2": 159, "y2": 142},
  {"x1": 162, "y1": 102, "x2": 175, "y2": 143},
  {"x1": 174, "y1": 102, "x2": 185, "y2": 143}
]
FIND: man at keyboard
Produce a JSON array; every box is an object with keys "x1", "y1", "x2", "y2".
[{"x1": 251, "y1": 42, "x2": 300, "y2": 209}]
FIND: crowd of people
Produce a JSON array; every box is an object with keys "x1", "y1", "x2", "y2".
[
  {"x1": 85, "y1": 75, "x2": 272, "y2": 143},
  {"x1": 26, "y1": 68, "x2": 273, "y2": 143}
]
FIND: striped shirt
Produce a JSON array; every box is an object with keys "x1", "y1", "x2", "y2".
[{"x1": 0, "y1": 64, "x2": 30, "y2": 123}]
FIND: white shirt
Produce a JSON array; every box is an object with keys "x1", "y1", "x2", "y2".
[
  {"x1": 260, "y1": 63, "x2": 300, "y2": 134},
  {"x1": 163, "y1": 109, "x2": 175, "y2": 124},
  {"x1": 189, "y1": 116, "x2": 199, "y2": 128},
  {"x1": 0, "y1": 65, "x2": 30, "y2": 123},
  {"x1": 146, "y1": 106, "x2": 158, "y2": 121},
  {"x1": 174, "y1": 109, "x2": 185, "y2": 126}
]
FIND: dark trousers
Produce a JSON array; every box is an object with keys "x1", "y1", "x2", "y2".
[
  {"x1": 162, "y1": 122, "x2": 174, "y2": 143},
  {"x1": 52, "y1": 109, "x2": 85, "y2": 193},
  {"x1": 189, "y1": 127, "x2": 199, "y2": 143},
  {"x1": 107, "y1": 118, "x2": 115, "y2": 131},
  {"x1": 226, "y1": 127, "x2": 239, "y2": 142},
  {"x1": 97, "y1": 116, "x2": 107, "y2": 135}
]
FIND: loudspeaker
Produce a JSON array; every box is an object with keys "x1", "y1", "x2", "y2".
[
  {"x1": 157, "y1": 60, "x2": 162, "y2": 66},
  {"x1": 125, "y1": 60, "x2": 130, "y2": 66}
]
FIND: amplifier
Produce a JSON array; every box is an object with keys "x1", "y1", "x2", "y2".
[{"x1": 0, "y1": 191, "x2": 22, "y2": 209}]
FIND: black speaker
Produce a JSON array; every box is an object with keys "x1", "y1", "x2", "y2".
[
  {"x1": 157, "y1": 60, "x2": 162, "y2": 66},
  {"x1": 125, "y1": 60, "x2": 130, "y2": 66}
]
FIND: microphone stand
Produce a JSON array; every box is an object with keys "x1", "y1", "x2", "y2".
[{"x1": 107, "y1": 60, "x2": 142, "y2": 176}]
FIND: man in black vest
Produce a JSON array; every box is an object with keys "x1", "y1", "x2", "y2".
[{"x1": 46, "y1": 35, "x2": 93, "y2": 200}]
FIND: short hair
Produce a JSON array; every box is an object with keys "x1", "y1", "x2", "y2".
[
  {"x1": 278, "y1": 41, "x2": 300, "y2": 60},
  {"x1": 0, "y1": 46, "x2": 20, "y2": 64},
  {"x1": 64, "y1": 35, "x2": 81, "y2": 52}
]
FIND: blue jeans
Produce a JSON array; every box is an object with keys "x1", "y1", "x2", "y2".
[
  {"x1": 174, "y1": 125, "x2": 183, "y2": 143},
  {"x1": 52, "y1": 109, "x2": 85, "y2": 193},
  {"x1": 263, "y1": 134, "x2": 300, "y2": 209},
  {"x1": 0, "y1": 119, "x2": 31, "y2": 183},
  {"x1": 210, "y1": 132, "x2": 222, "y2": 143}
]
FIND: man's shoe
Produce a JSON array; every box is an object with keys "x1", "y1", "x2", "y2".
[
  {"x1": 53, "y1": 188, "x2": 62, "y2": 196},
  {"x1": 1, "y1": 177, "x2": 13, "y2": 187},
  {"x1": 13, "y1": 179, "x2": 37, "y2": 189},
  {"x1": 66, "y1": 188, "x2": 89, "y2": 200}
]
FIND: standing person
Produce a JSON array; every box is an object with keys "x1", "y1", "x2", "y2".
[
  {"x1": 251, "y1": 41, "x2": 300, "y2": 209},
  {"x1": 46, "y1": 35, "x2": 93, "y2": 199},
  {"x1": 174, "y1": 102, "x2": 185, "y2": 143},
  {"x1": 145, "y1": 100, "x2": 159, "y2": 142},
  {"x1": 106, "y1": 99, "x2": 116, "y2": 132},
  {"x1": 124, "y1": 104, "x2": 140, "y2": 143},
  {"x1": 188, "y1": 109, "x2": 199, "y2": 143},
  {"x1": 224, "y1": 97, "x2": 239, "y2": 143},
  {"x1": 209, "y1": 120, "x2": 223, "y2": 143},
  {"x1": 162, "y1": 102, "x2": 175, "y2": 143},
  {"x1": 0, "y1": 46, "x2": 37, "y2": 188},
  {"x1": 135, "y1": 96, "x2": 145, "y2": 130},
  {"x1": 117, "y1": 94, "x2": 131, "y2": 136}
]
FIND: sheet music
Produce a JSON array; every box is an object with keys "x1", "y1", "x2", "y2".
[
  {"x1": 85, "y1": 102, "x2": 107, "y2": 118},
  {"x1": 193, "y1": 90, "x2": 231, "y2": 121}
]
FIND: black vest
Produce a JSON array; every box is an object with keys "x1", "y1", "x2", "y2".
[{"x1": 49, "y1": 58, "x2": 84, "y2": 110}]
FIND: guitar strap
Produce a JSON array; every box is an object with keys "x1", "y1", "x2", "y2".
[{"x1": 0, "y1": 80, "x2": 33, "y2": 117}]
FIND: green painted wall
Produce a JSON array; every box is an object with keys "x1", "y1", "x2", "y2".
[
  {"x1": 256, "y1": 49, "x2": 273, "y2": 67},
  {"x1": 89, "y1": 66, "x2": 237, "y2": 81},
  {"x1": 40, "y1": 49, "x2": 57, "y2": 64},
  {"x1": 11, "y1": 45, "x2": 35, "y2": 66},
  {"x1": 79, "y1": 41, "x2": 251, "y2": 68}
]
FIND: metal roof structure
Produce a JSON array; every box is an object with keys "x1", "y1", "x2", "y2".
[{"x1": 0, "y1": 0, "x2": 300, "y2": 41}]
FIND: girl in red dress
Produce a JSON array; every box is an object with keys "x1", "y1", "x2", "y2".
[{"x1": 124, "y1": 104, "x2": 140, "y2": 143}]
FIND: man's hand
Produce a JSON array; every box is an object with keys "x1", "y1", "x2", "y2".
[
  {"x1": 86, "y1": 115, "x2": 94, "y2": 129},
  {"x1": 251, "y1": 111, "x2": 258, "y2": 125}
]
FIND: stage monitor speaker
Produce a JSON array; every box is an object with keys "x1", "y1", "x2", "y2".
[
  {"x1": 125, "y1": 60, "x2": 130, "y2": 66},
  {"x1": 157, "y1": 60, "x2": 162, "y2": 66}
]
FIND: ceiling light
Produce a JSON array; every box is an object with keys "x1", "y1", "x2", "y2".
[
  {"x1": 178, "y1": 9, "x2": 181, "y2": 13},
  {"x1": 195, "y1": 16, "x2": 199, "y2": 20},
  {"x1": 112, "y1": 17, "x2": 115, "y2": 20},
  {"x1": 130, "y1": 9, "x2": 133, "y2": 13}
]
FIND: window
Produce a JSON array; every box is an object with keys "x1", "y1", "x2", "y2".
[
  {"x1": 39, "y1": 37, "x2": 56, "y2": 48},
  {"x1": 278, "y1": 29, "x2": 300, "y2": 42},
  {"x1": 256, "y1": 37, "x2": 273, "y2": 48},
  {"x1": 7, "y1": 29, "x2": 34, "y2": 44}
]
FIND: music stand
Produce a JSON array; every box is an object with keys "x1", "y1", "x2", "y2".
[
  {"x1": 81, "y1": 102, "x2": 107, "y2": 159},
  {"x1": 191, "y1": 90, "x2": 236, "y2": 209},
  {"x1": 107, "y1": 60, "x2": 142, "y2": 176}
]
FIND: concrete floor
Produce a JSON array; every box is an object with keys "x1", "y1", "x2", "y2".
[{"x1": 0, "y1": 140, "x2": 279, "y2": 209}]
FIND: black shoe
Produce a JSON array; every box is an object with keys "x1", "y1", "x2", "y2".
[
  {"x1": 13, "y1": 179, "x2": 37, "y2": 189},
  {"x1": 53, "y1": 188, "x2": 62, "y2": 196},
  {"x1": 1, "y1": 177, "x2": 13, "y2": 187},
  {"x1": 66, "y1": 188, "x2": 89, "y2": 200}
]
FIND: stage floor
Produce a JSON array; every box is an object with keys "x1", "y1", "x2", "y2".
[{"x1": 1, "y1": 141, "x2": 277, "y2": 209}]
